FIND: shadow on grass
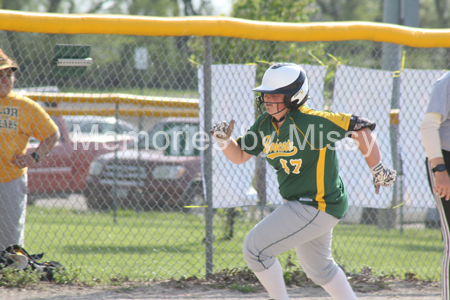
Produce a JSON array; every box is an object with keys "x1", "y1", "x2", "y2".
[
  {"x1": 393, "y1": 244, "x2": 443, "y2": 252},
  {"x1": 64, "y1": 243, "x2": 201, "y2": 255}
]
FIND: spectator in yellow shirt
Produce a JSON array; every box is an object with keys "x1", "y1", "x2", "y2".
[{"x1": 0, "y1": 49, "x2": 60, "y2": 249}]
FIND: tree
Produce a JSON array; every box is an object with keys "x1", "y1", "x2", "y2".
[
  {"x1": 420, "y1": 0, "x2": 450, "y2": 28},
  {"x1": 422, "y1": 0, "x2": 450, "y2": 67},
  {"x1": 1, "y1": 0, "x2": 64, "y2": 12},
  {"x1": 85, "y1": 0, "x2": 212, "y2": 16},
  {"x1": 199, "y1": 0, "x2": 321, "y2": 71},
  {"x1": 47, "y1": 0, "x2": 63, "y2": 12},
  {"x1": 312, "y1": 0, "x2": 382, "y2": 22},
  {"x1": 128, "y1": 0, "x2": 179, "y2": 16},
  {"x1": 232, "y1": 0, "x2": 315, "y2": 22},
  {"x1": 1, "y1": 0, "x2": 27, "y2": 10}
]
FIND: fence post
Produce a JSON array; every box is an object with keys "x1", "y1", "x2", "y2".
[
  {"x1": 135, "y1": 104, "x2": 144, "y2": 213},
  {"x1": 380, "y1": 0, "x2": 402, "y2": 229},
  {"x1": 203, "y1": 36, "x2": 214, "y2": 277},
  {"x1": 113, "y1": 102, "x2": 119, "y2": 224},
  {"x1": 256, "y1": 154, "x2": 267, "y2": 220}
]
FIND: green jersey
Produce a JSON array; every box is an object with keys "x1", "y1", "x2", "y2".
[{"x1": 236, "y1": 105, "x2": 352, "y2": 219}]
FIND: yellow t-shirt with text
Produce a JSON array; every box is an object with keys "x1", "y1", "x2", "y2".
[{"x1": 0, "y1": 91, "x2": 59, "y2": 183}]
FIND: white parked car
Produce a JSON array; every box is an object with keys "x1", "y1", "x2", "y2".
[{"x1": 63, "y1": 115, "x2": 139, "y2": 142}]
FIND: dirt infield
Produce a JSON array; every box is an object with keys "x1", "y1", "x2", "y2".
[{"x1": 0, "y1": 278, "x2": 441, "y2": 300}]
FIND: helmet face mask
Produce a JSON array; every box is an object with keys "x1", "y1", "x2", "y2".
[
  {"x1": 253, "y1": 63, "x2": 309, "y2": 114},
  {"x1": 256, "y1": 93, "x2": 288, "y2": 115}
]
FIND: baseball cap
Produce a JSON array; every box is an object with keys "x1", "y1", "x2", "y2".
[{"x1": 0, "y1": 49, "x2": 19, "y2": 71}]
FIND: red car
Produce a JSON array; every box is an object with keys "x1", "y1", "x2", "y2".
[
  {"x1": 82, "y1": 118, "x2": 203, "y2": 211},
  {"x1": 27, "y1": 115, "x2": 138, "y2": 202}
]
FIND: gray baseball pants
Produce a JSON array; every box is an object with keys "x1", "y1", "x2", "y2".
[
  {"x1": 243, "y1": 200, "x2": 340, "y2": 286},
  {"x1": 0, "y1": 174, "x2": 27, "y2": 249}
]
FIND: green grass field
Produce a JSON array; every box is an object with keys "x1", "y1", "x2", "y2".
[
  {"x1": 24, "y1": 206, "x2": 443, "y2": 283},
  {"x1": 332, "y1": 224, "x2": 442, "y2": 280}
]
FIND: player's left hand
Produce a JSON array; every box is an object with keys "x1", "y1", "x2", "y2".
[{"x1": 370, "y1": 161, "x2": 397, "y2": 194}]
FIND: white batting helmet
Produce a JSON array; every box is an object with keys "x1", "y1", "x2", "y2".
[{"x1": 253, "y1": 63, "x2": 309, "y2": 110}]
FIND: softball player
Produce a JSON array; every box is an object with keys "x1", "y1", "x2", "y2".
[
  {"x1": 421, "y1": 71, "x2": 450, "y2": 300},
  {"x1": 210, "y1": 63, "x2": 396, "y2": 300}
]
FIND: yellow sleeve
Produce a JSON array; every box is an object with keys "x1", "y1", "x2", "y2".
[
  {"x1": 299, "y1": 106, "x2": 351, "y2": 130},
  {"x1": 19, "y1": 97, "x2": 58, "y2": 141}
]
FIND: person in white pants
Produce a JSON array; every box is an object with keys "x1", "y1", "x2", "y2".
[
  {"x1": 420, "y1": 71, "x2": 450, "y2": 300},
  {"x1": 210, "y1": 63, "x2": 396, "y2": 300}
]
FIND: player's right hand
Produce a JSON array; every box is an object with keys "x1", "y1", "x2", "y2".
[
  {"x1": 370, "y1": 161, "x2": 397, "y2": 194},
  {"x1": 210, "y1": 119, "x2": 235, "y2": 147}
]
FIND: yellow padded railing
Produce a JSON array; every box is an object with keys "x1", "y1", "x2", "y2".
[
  {"x1": 44, "y1": 108, "x2": 199, "y2": 118},
  {"x1": 1, "y1": 9, "x2": 450, "y2": 47},
  {"x1": 23, "y1": 93, "x2": 199, "y2": 118},
  {"x1": 24, "y1": 93, "x2": 199, "y2": 109}
]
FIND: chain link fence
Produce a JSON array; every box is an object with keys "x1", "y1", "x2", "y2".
[{"x1": 0, "y1": 18, "x2": 448, "y2": 281}]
